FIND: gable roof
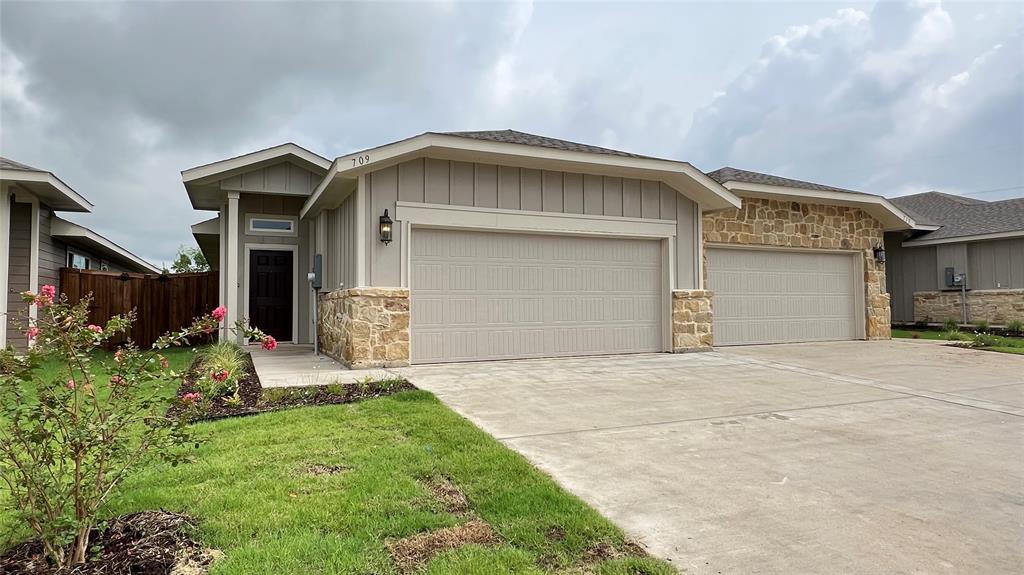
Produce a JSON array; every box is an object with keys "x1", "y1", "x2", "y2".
[
  {"x1": 892, "y1": 191, "x2": 1024, "y2": 245},
  {"x1": 50, "y1": 215, "x2": 161, "y2": 273},
  {"x1": 440, "y1": 130, "x2": 657, "y2": 160},
  {"x1": 0, "y1": 156, "x2": 93, "y2": 212},
  {"x1": 707, "y1": 166, "x2": 919, "y2": 231}
]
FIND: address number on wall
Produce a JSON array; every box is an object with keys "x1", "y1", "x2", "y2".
[{"x1": 352, "y1": 154, "x2": 370, "y2": 167}]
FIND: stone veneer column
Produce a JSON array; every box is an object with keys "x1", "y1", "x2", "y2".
[
  {"x1": 864, "y1": 255, "x2": 891, "y2": 339},
  {"x1": 672, "y1": 289, "x2": 714, "y2": 352},
  {"x1": 318, "y1": 287, "x2": 410, "y2": 368}
]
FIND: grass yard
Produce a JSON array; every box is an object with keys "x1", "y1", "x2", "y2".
[
  {"x1": 1, "y1": 349, "x2": 672, "y2": 574},
  {"x1": 892, "y1": 328, "x2": 1024, "y2": 355}
]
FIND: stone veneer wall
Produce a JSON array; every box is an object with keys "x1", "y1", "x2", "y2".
[
  {"x1": 672, "y1": 290, "x2": 714, "y2": 352},
  {"x1": 702, "y1": 197, "x2": 891, "y2": 340},
  {"x1": 913, "y1": 289, "x2": 1024, "y2": 326},
  {"x1": 318, "y1": 287, "x2": 410, "y2": 368}
]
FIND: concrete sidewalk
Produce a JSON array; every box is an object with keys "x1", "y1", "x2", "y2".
[{"x1": 248, "y1": 344, "x2": 393, "y2": 388}]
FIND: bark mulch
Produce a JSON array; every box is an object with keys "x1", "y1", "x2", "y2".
[
  {"x1": 386, "y1": 519, "x2": 500, "y2": 573},
  {"x1": 0, "y1": 511, "x2": 220, "y2": 575},
  {"x1": 167, "y1": 353, "x2": 415, "y2": 421}
]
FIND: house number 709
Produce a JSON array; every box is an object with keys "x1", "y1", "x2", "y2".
[{"x1": 352, "y1": 154, "x2": 370, "y2": 167}]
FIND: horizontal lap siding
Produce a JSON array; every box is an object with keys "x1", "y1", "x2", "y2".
[
  {"x1": 365, "y1": 158, "x2": 694, "y2": 288},
  {"x1": 6, "y1": 202, "x2": 32, "y2": 351}
]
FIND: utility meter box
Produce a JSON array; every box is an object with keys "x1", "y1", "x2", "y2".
[{"x1": 945, "y1": 267, "x2": 963, "y2": 288}]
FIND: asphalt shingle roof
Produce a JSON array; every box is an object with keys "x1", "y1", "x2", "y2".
[
  {"x1": 891, "y1": 192, "x2": 1024, "y2": 241},
  {"x1": 707, "y1": 166, "x2": 870, "y2": 196},
  {"x1": 439, "y1": 129, "x2": 658, "y2": 160},
  {"x1": 0, "y1": 157, "x2": 43, "y2": 172}
]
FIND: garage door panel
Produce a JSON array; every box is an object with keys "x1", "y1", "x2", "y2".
[
  {"x1": 708, "y1": 248, "x2": 859, "y2": 346},
  {"x1": 412, "y1": 229, "x2": 662, "y2": 363}
]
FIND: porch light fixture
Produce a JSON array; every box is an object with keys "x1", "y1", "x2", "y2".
[
  {"x1": 873, "y1": 244, "x2": 886, "y2": 264},
  {"x1": 379, "y1": 209, "x2": 393, "y2": 245}
]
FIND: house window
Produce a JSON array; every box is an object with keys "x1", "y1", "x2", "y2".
[
  {"x1": 248, "y1": 217, "x2": 296, "y2": 235},
  {"x1": 68, "y1": 252, "x2": 90, "y2": 270}
]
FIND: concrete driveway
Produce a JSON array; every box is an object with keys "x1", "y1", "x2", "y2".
[{"x1": 397, "y1": 341, "x2": 1024, "y2": 574}]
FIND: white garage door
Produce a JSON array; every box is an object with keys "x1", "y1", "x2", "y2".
[
  {"x1": 707, "y1": 247, "x2": 861, "y2": 346},
  {"x1": 411, "y1": 229, "x2": 663, "y2": 363}
]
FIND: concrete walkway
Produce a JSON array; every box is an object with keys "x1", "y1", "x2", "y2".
[
  {"x1": 249, "y1": 345, "x2": 392, "y2": 388},
  {"x1": 397, "y1": 341, "x2": 1024, "y2": 574}
]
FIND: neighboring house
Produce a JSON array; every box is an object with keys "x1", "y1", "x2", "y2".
[
  {"x1": 1, "y1": 157, "x2": 160, "y2": 351},
  {"x1": 885, "y1": 192, "x2": 1024, "y2": 326},
  {"x1": 183, "y1": 130, "x2": 923, "y2": 367}
]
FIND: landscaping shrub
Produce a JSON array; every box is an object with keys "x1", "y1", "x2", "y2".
[
  {"x1": 973, "y1": 319, "x2": 990, "y2": 332},
  {"x1": 1007, "y1": 319, "x2": 1024, "y2": 335},
  {"x1": 0, "y1": 290, "x2": 273, "y2": 568},
  {"x1": 942, "y1": 318, "x2": 960, "y2": 332},
  {"x1": 197, "y1": 341, "x2": 247, "y2": 399},
  {"x1": 969, "y1": 332, "x2": 1002, "y2": 348}
]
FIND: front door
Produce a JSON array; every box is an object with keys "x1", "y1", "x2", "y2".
[{"x1": 249, "y1": 249, "x2": 293, "y2": 342}]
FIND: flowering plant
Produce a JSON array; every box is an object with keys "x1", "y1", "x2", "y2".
[{"x1": 0, "y1": 288, "x2": 271, "y2": 567}]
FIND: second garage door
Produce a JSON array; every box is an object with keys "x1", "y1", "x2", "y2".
[
  {"x1": 411, "y1": 229, "x2": 663, "y2": 363},
  {"x1": 707, "y1": 247, "x2": 861, "y2": 346}
]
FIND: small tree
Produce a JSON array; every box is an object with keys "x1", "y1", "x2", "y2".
[
  {"x1": 169, "y1": 245, "x2": 210, "y2": 273},
  {"x1": 0, "y1": 287, "x2": 272, "y2": 567}
]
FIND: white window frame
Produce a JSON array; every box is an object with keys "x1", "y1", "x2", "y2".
[
  {"x1": 67, "y1": 250, "x2": 91, "y2": 270},
  {"x1": 246, "y1": 214, "x2": 297, "y2": 236}
]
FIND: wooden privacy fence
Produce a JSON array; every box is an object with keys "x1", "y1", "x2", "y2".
[{"x1": 59, "y1": 268, "x2": 219, "y2": 349}]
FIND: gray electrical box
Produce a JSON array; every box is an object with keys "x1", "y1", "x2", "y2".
[
  {"x1": 311, "y1": 254, "x2": 323, "y2": 290},
  {"x1": 945, "y1": 267, "x2": 962, "y2": 288}
]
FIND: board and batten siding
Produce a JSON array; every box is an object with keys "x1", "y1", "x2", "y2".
[
  {"x1": 363, "y1": 158, "x2": 698, "y2": 288},
  {"x1": 884, "y1": 233, "x2": 937, "y2": 323},
  {"x1": 6, "y1": 202, "x2": 32, "y2": 351},
  {"x1": 317, "y1": 193, "x2": 357, "y2": 292},
  {"x1": 220, "y1": 162, "x2": 321, "y2": 196},
  {"x1": 967, "y1": 238, "x2": 1024, "y2": 290}
]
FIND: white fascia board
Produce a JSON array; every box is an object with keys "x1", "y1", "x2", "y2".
[
  {"x1": 50, "y1": 217, "x2": 161, "y2": 273},
  {"x1": 301, "y1": 133, "x2": 743, "y2": 218},
  {"x1": 191, "y1": 216, "x2": 221, "y2": 235},
  {"x1": 902, "y1": 230, "x2": 1024, "y2": 247},
  {"x1": 181, "y1": 143, "x2": 331, "y2": 184},
  {"x1": 722, "y1": 181, "x2": 918, "y2": 231},
  {"x1": 0, "y1": 169, "x2": 93, "y2": 212}
]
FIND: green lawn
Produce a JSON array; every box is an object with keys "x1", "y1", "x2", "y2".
[
  {"x1": 2, "y1": 349, "x2": 673, "y2": 574},
  {"x1": 892, "y1": 329, "x2": 1024, "y2": 355}
]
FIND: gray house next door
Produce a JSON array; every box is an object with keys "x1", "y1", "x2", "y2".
[{"x1": 410, "y1": 228, "x2": 663, "y2": 363}]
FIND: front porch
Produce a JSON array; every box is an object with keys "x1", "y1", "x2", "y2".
[{"x1": 248, "y1": 344, "x2": 395, "y2": 388}]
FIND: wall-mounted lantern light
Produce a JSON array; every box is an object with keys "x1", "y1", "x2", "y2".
[
  {"x1": 379, "y1": 209, "x2": 393, "y2": 245},
  {"x1": 873, "y1": 244, "x2": 886, "y2": 264}
]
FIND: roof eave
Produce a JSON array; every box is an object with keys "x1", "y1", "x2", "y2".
[
  {"x1": 51, "y1": 216, "x2": 160, "y2": 273},
  {"x1": 721, "y1": 181, "x2": 918, "y2": 231},
  {"x1": 0, "y1": 169, "x2": 93, "y2": 212},
  {"x1": 301, "y1": 133, "x2": 742, "y2": 218},
  {"x1": 902, "y1": 229, "x2": 1024, "y2": 247}
]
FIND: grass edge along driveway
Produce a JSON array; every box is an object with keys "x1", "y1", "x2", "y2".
[
  {"x1": 892, "y1": 328, "x2": 1024, "y2": 355},
  {"x1": 2, "y1": 349, "x2": 673, "y2": 574}
]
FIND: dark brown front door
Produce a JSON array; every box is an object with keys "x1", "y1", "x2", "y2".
[{"x1": 249, "y1": 250, "x2": 293, "y2": 342}]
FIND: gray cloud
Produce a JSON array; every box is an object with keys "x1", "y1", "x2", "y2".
[{"x1": 2, "y1": 1, "x2": 1021, "y2": 266}]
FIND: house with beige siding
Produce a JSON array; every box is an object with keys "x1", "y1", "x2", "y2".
[
  {"x1": 184, "y1": 130, "x2": 927, "y2": 367},
  {"x1": 1, "y1": 158, "x2": 159, "y2": 351},
  {"x1": 885, "y1": 192, "x2": 1024, "y2": 326}
]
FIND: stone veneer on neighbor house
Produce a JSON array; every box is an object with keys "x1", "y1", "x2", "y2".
[
  {"x1": 701, "y1": 197, "x2": 892, "y2": 341},
  {"x1": 317, "y1": 287, "x2": 410, "y2": 368},
  {"x1": 913, "y1": 289, "x2": 1024, "y2": 326}
]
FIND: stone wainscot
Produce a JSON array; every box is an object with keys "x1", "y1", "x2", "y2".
[
  {"x1": 913, "y1": 289, "x2": 1024, "y2": 326},
  {"x1": 672, "y1": 290, "x2": 714, "y2": 352},
  {"x1": 318, "y1": 287, "x2": 410, "y2": 368},
  {"x1": 702, "y1": 197, "x2": 891, "y2": 341}
]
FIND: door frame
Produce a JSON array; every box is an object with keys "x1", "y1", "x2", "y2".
[
  {"x1": 704, "y1": 243, "x2": 867, "y2": 342},
  {"x1": 243, "y1": 243, "x2": 299, "y2": 344}
]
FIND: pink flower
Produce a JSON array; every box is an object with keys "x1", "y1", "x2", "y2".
[
  {"x1": 211, "y1": 369, "x2": 229, "y2": 382},
  {"x1": 181, "y1": 392, "x2": 201, "y2": 404},
  {"x1": 40, "y1": 285, "x2": 56, "y2": 299},
  {"x1": 211, "y1": 306, "x2": 227, "y2": 322},
  {"x1": 66, "y1": 379, "x2": 76, "y2": 390},
  {"x1": 159, "y1": 355, "x2": 169, "y2": 369},
  {"x1": 261, "y1": 336, "x2": 277, "y2": 351},
  {"x1": 87, "y1": 324, "x2": 103, "y2": 333},
  {"x1": 114, "y1": 350, "x2": 123, "y2": 363},
  {"x1": 25, "y1": 327, "x2": 39, "y2": 340},
  {"x1": 109, "y1": 375, "x2": 124, "y2": 386}
]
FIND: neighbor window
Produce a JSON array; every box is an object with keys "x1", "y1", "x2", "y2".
[
  {"x1": 248, "y1": 217, "x2": 295, "y2": 234},
  {"x1": 67, "y1": 252, "x2": 90, "y2": 270}
]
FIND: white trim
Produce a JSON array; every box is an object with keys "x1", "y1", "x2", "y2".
[
  {"x1": 394, "y1": 201, "x2": 678, "y2": 238},
  {"x1": 11, "y1": 192, "x2": 41, "y2": 339},
  {"x1": 705, "y1": 243, "x2": 867, "y2": 340},
  {"x1": 218, "y1": 206, "x2": 227, "y2": 341},
  {"x1": 225, "y1": 192, "x2": 240, "y2": 342},
  {"x1": 902, "y1": 230, "x2": 1024, "y2": 247},
  {"x1": 246, "y1": 214, "x2": 298, "y2": 236},
  {"x1": 300, "y1": 132, "x2": 742, "y2": 218},
  {"x1": 0, "y1": 169, "x2": 93, "y2": 212},
  {"x1": 721, "y1": 181, "x2": 919, "y2": 231},
  {"x1": 181, "y1": 143, "x2": 330, "y2": 184},
  {"x1": 399, "y1": 219, "x2": 411, "y2": 288},
  {"x1": 0, "y1": 184, "x2": 11, "y2": 348},
  {"x1": 661, "y1": 238, "x2": 673, "y2": 352},
  {"x1": 355, "y1": 175, "x2": 366, "y2": 287},
  {"x1": 50, "y1": 216, "x2": 160, "y2": 273},
  {"x1": 693, "y1": 201, "x2": 703, "y2": 290},
  {"x1": 243, "y1": 243, "x2": 300, "y2": 344}
]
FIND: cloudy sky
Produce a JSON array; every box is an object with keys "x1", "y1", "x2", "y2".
[{"x1": 2, "y1": 0, "x2": 1021, "y2": 266}]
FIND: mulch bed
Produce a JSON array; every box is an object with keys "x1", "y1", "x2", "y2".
[
  {"x1": 0, "y1": 511, "x2": 219, "y2": 575},
  {"x1": 167, "y1": 353, "x2": 416, "y2": 421}
]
